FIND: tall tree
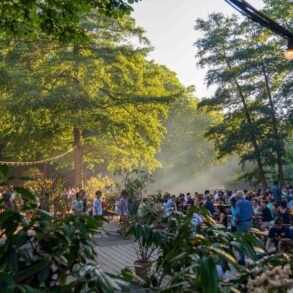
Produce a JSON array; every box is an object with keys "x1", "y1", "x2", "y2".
[
  {"x1": 0, "y1": 0, "x2": 141, "y2": 42},
  {"x1": 194, "y1": 0, "x2": 292, "y2": 188},
  {"x1": 232, "y1": 19, "x2": 291, "y2": 186},
  {"x1": 0, "y1": 13, "x2": 186, "y2": 187},
  {"x1": 195, "y1": 13, "x2": 268, "y2": 190}
]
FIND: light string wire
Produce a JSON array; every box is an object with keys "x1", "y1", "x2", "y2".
[{"x1": 0, "y1": 146, "x2": 77, "y2": 166}]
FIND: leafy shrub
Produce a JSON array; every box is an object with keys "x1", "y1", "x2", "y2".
[
  {"x1": 0, "y1": 165, "x2": 128, "y2": 292},
  {"x1": 133, "y1": 207, "x2": 266, "y2": 292},
  {"x1": 24, "y1": 177, "x2": 72, "y2": 220}
]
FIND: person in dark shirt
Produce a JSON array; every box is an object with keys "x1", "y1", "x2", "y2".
[
  {"x1": 278, "y1": 200, "x2": 290, "y2": 224},
  {"x1": 205, "y1": 194, "x2": 214, "y2": 215},
  {"x1": 266, "y1": 217, "x2": 290, "y2": 251},
  {"x1": 80, "y1": 189, "x2": 88, "y2": 214},
  {"x1": 216, "y1": 205, "x2": 228, "y2": 229},
  {"x1": 260, "y1": 199, "x2": 273, "y2": 230},
  {"x1": 185, "y1": 193, "x2": 194, "y2": 206}
]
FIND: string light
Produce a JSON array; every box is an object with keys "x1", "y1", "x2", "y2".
[{"x1": 0, "y1": 147, "x2": 77, "y2": 166}]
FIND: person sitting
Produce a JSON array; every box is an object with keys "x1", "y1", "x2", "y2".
[
  {"x1": 176, "y1": 193, "x2": 185, "y2": 212},
  {"x1": 194, "y1": 193, "x2": 201, "y2": 206},
  {"x1": 185, "y1": 193, "x2": 194, "y2": 206},
  {"x1": 252, "y1": 198, "x2": 261, "y2": 214},
  {"x1": 267, "y1": 197, "x2": 276, "y2": 219},
  {"x1": 227, "y1": 190, "x2": 234, "y2": 201},
  {"x1": 205, "y1": 194, "x2": 214, "y2": 216},
  {"x1": 215, "y1": 205, "x2": 228, "y2": 229},
  {"x1": 213, "y1": 190, "x2": 219, "y2": 202},
  {"x1": 230, "y1": 198, "x2": 237, "y2": 232},
  {"x1": 259, "y1": 199, "x2": 273, "y2": 231},
  {"x1": 217, "y1": 191, "x2": 225, "y2": 204},
  {"x1": 266, "y1": 217, "x2": 290, "y2": 252},
  {"x1": 278, "y1": 200, "x2": 290, "y2": 225}
]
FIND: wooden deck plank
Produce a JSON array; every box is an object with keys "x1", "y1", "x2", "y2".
[
  {"x1": 97, "y1": 250, "x2": 126, "y2": 272},
  {"x1": 101, "y1": 246, "x2": 134, "y2": 267},
  {"x1": 97, "y1": 247, "x2": 135, "y2": 274}
]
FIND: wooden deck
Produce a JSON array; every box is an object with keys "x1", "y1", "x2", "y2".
[
  {"x1": 93, "y1": 221, "x2": 139, "y2": 275},
  {"x1": 95, "y1": 242, "x2": 138, "y2": 275}
]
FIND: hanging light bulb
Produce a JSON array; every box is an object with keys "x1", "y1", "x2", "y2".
[{"x1": 284, "y1": 38, "x2": 293, "y2": 60}]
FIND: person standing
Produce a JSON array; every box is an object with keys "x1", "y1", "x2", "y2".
[
  {"x1": 73, "y1": 192, "x2": 83, "y2": 215},
  {"x1": 271, "y1": 181, "x2": 282, "y2": 207},
  {"x1": 235, "y1": 190, "x2": 254, "y2": 265},
  {"x1": 235, "y1": 190, "x2": 254, "y2": 232},
  {"x1": 80, "y1": 189, "x2": 88, "y2": 214},
  {"x1": 93, "y1": 190, "x2": 103, "y2": 216},
  {"x1": 117, "y1": 190, "x2": 129, "y2": 239},
  {"x1": 118, "y1": 190, "x2": 129, "y2": 223},
  {"x1": 235, "y1": 190, "x2": 254, "y2": 231}
]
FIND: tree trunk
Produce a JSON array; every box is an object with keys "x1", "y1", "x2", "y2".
[
  {"x1": 73, "y1": 127, "x2": 83, "y2": 188},
  {"x1": 234, "y1": 80, "x2": 268, "y2": 190},
  {"x1": 260, "y1": 60, "x2": 284, "y2": 187},
  {"x1": 225, "y1": 59, "x2": 268, "y2": 190},
  {"x1": 72, "y1": 44, "x2": 83, "y2": 188}
]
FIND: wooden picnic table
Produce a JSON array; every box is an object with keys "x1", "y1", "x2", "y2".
[{"x1": 214, "y1": 203, "x2": 231, "y2": 207}]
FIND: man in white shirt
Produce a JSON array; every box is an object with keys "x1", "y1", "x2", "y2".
[{"x1": 93, "y1": 190, "x2": 103, "y2": 216}]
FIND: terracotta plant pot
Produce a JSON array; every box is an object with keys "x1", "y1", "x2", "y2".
[{"x1": 134, "y1": 260, "x2": 152, "y2": 277}]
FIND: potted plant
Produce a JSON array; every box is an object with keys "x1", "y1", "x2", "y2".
[{"x1": 129, "y1": 223, "x2": 159, "y2": 277}]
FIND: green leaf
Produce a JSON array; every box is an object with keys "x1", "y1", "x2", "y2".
[
  {"x1": 14, "y1": 258, "x2": 51, "y2": 283},
  {"x1": 7, "y1": 248, "x2": 18, "y2": 272},
  {"x1": 14, "y1": 187, "x2": 34, "y2": 201},
  {"x1": 0, "y1": 164, "x2": 9, "y2": 177},
  {"x1": 198, "y1": 257, "x2": 219, "y2": 293},
  {"x1": 210, "y1": 247, "x2": 237, "y2": 265},
  {"x1": 36, "y1": 209, "x2": 52, "y2": 219},
  {"x1": 13, "y1": 285, "x2": 37, "y2": 293},
  {"x1": 0, "y1": 272, "x2": 15, "y2": 285},
  {"x1": 120, "y1": 267, "x2": 133, "y2": 282}
]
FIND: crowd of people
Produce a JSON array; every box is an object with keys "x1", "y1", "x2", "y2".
[
  {"x1": 2, "y1": 180, "x2": 293, "y2": 255},
  {"x1": 162, "y1": 181, "x2": 293, "y2": 257}
]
